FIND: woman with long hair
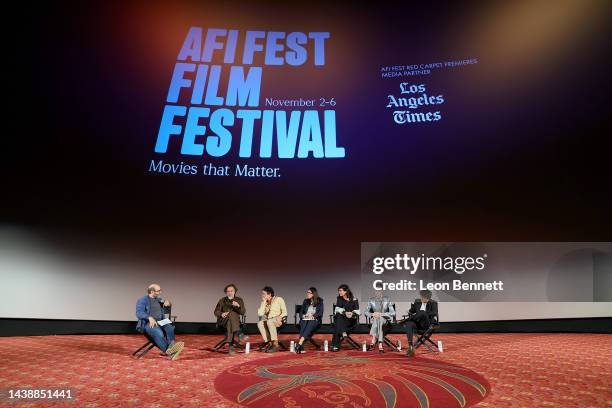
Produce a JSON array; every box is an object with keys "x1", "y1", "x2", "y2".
[
  {"x1": 331, "y1": 284, "x2": 360, "y2": 351},
  {"x1": 294, "y1": 287, "x2": 324, "y2": 354}
]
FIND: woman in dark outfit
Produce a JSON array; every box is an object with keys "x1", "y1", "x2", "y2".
[
  {"x1": 331, "y1": 284, "x2": 360, "y2": 351},
  {"x1": 294, "y1": 287, "x2": 324, "y2": 354}
]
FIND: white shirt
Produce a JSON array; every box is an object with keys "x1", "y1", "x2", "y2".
[{"x1": 420, "y1": 303, "x2": 427, "y2": 311}]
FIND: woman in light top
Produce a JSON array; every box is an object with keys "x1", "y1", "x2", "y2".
[
  {"x1": 294, "y1": 287, "x2": 324, "y2": 354},
  {"x1": 364, "y1": 290, "x2": 395, "y2": 353}
]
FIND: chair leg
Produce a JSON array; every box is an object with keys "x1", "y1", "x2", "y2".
[
  {"x1": 213, "y1": 333, "x2": 243, "y2": 352},
  {"x1": 213, "y1": 337, "x2": 226, "y2": 350},
  {"x1": 133, "y1": 342, "x2": 155, "y2": 359},
  {"x1": 383, "y1": 336, "x2": 399, "y2": 352},
  {"x1": 345, "y1": 335, "x2": 361, "y2": 349},
  {"x1": 307, "y1": 338, "x2": 321, "y2": 350},
  {"x1": 415, "y1": 332, "x2": 439, "y2": 353},
  {"x1": 415, "y1": 334, "x2": 427, "y2": 349},
  {"x1": 133, "y1": 341, "x2": 151, "y2": 356}
]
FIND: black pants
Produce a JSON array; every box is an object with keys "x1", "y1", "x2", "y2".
[
  {"x1": 332, "y1": 315, "x2": 357, "y2": 347},
  {"x1": 404, "y1": 311, "x2": 430, "y2": 345}
]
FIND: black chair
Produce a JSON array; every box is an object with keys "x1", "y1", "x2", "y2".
[
  {"x1": 365, "y1": 302, "x2": 400, "y2": 352},
  {"x1": 213, "y1": 313, "x2": 247, "y2": 352},
  {"x1": 132, "y1": 305, "x2": 177, "y2": 359},
  {"x1": 329, "y1": 303, "x2": 361, "y2": 349},
  {"x1": 294, "y1": 304, "x2": 321, "y2": 350},
  {"x1": 403, "y1": 300, "x2": 440, "y2": 353}
]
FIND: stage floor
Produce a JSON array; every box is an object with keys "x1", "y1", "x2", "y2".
[{"x1": 0, "y1": 333, "x2": 610, "y2": 407}]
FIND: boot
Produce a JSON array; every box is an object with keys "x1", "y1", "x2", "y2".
[
  {"x1": 266, "y1": 340, "x2": 279, "y2": 353},
  {"x1": 238, "y1": 332, "x2": 249, "y2": 344}
]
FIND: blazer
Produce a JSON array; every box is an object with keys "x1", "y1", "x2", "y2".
[
  {"x1": 334, "y1": 296, "x2": 359, "y2": 317},
  {"x1": 408, "y1": 299, "x2": 438, "y2": 321},
  {"x1": 214, "y1": 296, "x2": 246, "y2": 325},
  {"x1": 364, "y1": 296, "x2": 395, "y2": 320},
  {"x1": 299, "y1": 298, "x2": 324, "y2": 324},
  {"x1": 257, "y1": 296, "x2": 288, "y2": 320},
  {"x1": 135, "y1": 295, "x2": 168, "y2": 332}
]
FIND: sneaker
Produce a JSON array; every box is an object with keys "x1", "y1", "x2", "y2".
[
  {"x1": 228, "y1": 345, "x2": 236, "y2": 355},
  {"x1": 258, "y1": 342, "x2": 270, "y2": 352},
  {"x1": 406, "y1": 344, "x2": 415, "y2": 357},
  {"x1": 166, "y1": 341, "x2": 183, "y2": 355},
  {"x1": 169, "y1": 342, "x2": 184, "y2": 360},
  {"x1": 265, "y1": 345, "x2": 278, "y2": 353},
  {"x1": 331, "y1": 346, "x2": 340, "y2": 352}
]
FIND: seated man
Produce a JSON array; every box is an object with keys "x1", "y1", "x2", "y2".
[
  {"x1": 135, "y1": 283, "x2": 184, "y2": 360},
  {"x1": 213, "y1": 283, "x2": 248, "y2": 355},
  {"x1": 403, "y1": 289, "x2": 436, "y2": 357},
  {"x1": 257, "y1": 286, "x2": 287, "y2": 353}
]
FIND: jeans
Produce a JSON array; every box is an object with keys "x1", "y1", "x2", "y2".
[
  {"x1": 144, "y1": 323, "x2": 175, "y2": 352},
  {"x1": 299, "y1": 320, "x2": 320, "y2": 340}
]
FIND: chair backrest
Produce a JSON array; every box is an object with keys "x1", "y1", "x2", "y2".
[
  {"x1": 163, "y1": 305, "x2": 171, "y2": 320},
  {"x1": 294, "y1": 304, "x2": 302, "y2": 326},
  {"x1": 430, "y1": 300, "x2": 439, "y2": 325}
]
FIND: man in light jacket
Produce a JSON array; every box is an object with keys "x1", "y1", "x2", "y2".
[{"x1": 257, "y1": 286, "x2": 287, "y2": 353}]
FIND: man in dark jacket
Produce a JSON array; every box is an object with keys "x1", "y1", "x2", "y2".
[
  {"x1": 404, "y1": 289, "x2": 437, "y2": 357},
  {"x1": 135, "y1": 283, "x2": 184, "y2": 360},
  {"x1": 213, "y1": 284, "x2": 248, "y2": 355}
]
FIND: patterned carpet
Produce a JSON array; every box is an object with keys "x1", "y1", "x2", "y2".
[{"x1": 0, "y1": 333, "x2": 610, "y2": 407}]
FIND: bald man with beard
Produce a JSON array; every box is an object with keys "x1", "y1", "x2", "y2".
[{"x1": 135, "y1": 283, "x2": 184, "y2": 360}]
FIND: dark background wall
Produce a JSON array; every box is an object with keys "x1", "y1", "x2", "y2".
[{"x1": 2, "y1": 1, "x2": 611, "y2": 325}]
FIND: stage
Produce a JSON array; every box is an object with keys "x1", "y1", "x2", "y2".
[{"x1": 1, "y1": 333, "x2": 610, "y2": 407}]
